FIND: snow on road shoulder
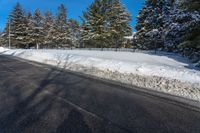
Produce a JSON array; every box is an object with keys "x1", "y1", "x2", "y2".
[{"x1": 1, "y1": 47, "x2": 200, "y2": 101}]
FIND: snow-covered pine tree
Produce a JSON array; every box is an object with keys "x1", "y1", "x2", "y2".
[
  {"x1": 135, "y1": 0, "x2": 200, "y2": 66},
  {"x1": 26, "y1": 12, "x2": 35, "y2": 48},
  {"x1": 54, "y1": 4, "x2": 71, "y2": 48},
  {"x1": 80, "y1": 16, "x2": 92, "y2": 48},
  {"x1": 81, "y1": 0, "x2": 131, "y2": 49},
  {"x1": 185, "y1": 0, "x2": 200, "y2": 63},
  {"x1": 32, "y1": 9, "x2": 45, "y2": 49},
  {"x1": 179, "y1": 0, "x2": 200, "y2": 12},
  {"x1": 43, "y1": 10, "x2": 54, "y2": 48},
  {"x1": 82, "y1": 0, "x2": 109, "y2": 49},
  {"x1": 9, "y1": 2, "x2": 28, "y2": 48},
  {"x1": 107, "y1": 0, "x2": 132, "y2": 49},
  {"x1": 135, "y1": 0, "x2": 165, "y2": 50},
  {"x1": 163, "y1": 0, "x2": 200, "y2": 53},
  {"x1": 0, "y1": 31, "x2": 4, "y2": 46},
  {"x1": 68, "y1": 19, "x2": 81, "y2": 48},
  {"x1": 173, "y1": 0, "x2": 200, "y2": 64},
  {"x1": 1, "y1": 22, "x2": 9, "y2": 46},
  {"x1": 47, "y1": 20, "x2": 59, "y2": 48}
]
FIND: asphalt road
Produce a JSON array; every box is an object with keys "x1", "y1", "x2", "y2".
[{"x1": 0, "y1": 55, "x2": 200, "y2": 133}]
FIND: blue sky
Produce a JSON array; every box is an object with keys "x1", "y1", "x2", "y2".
[{"x1": 0, "y1": 0, "x2": 145, "y2": 31}]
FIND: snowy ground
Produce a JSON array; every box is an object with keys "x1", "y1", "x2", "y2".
[{"x1": 0, "y1": 47, "x2": 200, "y2": 101}]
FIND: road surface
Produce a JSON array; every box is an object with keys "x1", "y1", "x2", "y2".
[{"x1": 0, "y1": 55, "x2": 200, "y2": 133}]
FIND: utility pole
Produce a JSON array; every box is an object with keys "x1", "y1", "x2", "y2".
[{"x1": 8, "y1": 18, "x2": 11, "y2": 49}]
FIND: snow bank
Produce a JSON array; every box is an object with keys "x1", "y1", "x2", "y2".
[
  {"x1": 0, "y1": 47, "x2": 9, "y2": 51},
  {"x1": 1, "y1": 47, "x2": 200, "y2": 101}
]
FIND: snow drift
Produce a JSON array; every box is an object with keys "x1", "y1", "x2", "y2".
[{"x1": 0, "y1": 47, "x2": 200, "y2": 101}]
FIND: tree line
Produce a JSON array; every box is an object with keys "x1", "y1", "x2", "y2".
[
  {"x1": 0, "y1": 0, "x2": 132, "y2": 49},
  {"x1": 135, "y1": 0, "x2": 200, "y2": 66},
  {"x1": 0, "y1": 3, "x2": 81, "y2": 49}
]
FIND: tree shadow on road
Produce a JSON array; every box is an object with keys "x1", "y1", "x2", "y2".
[
  {"x1": 0, "y1": 67, "x2": 60, "y2": 132},
  {"x1": 0, "y1": 56, "x2": 89, "y2": 133},
  {"x1": 56, "y1": 109, "x2": 92, "y2": 133}
]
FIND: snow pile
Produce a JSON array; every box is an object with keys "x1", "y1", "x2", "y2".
[
  {"x1": 1, "y1": 48, "x2": 200, "y2": 101},
  {"x1": 0, "y1": 47, "x2": 9, "y2": 51}
]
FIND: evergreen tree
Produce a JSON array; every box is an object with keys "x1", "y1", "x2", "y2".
[
  {"x1": 9, "y1": 2, "x2": 28, "y2": 48},
  {"x1": 135, "y1": 0, "x2": 200, "y2": 66},
  {"x1": 81, "y1": 0, "x2": 132, "y2": 49},
  {"x1": 26, "y1": 12, "x2": 35, "y2": 48},
  {"x1": 80, "y1": 16, "x2": 92, "y2": 48},
  {"x1": 163, "y1": 1, "x2": 200, "y2": 52},
  {"x1": 0, "y1": 32, "x2": 4, "y2": 46},
  {"x1": 32, "y1": 9, "x2": 45, "y2": 49},
  {"x1": 107, "y1": 0, "x2": 132, "y2": 49},
  {"x1": 82, "y1": 0, "x2": 108, "y2": 48},
  {"x1": 43, "y1": 10, "x2": 54, "y2": 48},
  {"x1": 1, "y1": 22, "x2": 9, "y2": 47},
  {"x1": 178, "y1": 1, "x2": 200, "y2": 63},
  {"x1": 135, "y1": 0, "x2": 166, "y2": 50},
  {"x1": 68, "y1": 19, "x2": 81, "y2": 48},
  {"x1": 179, "y1": 0, "x2": 200, "y2": 12},
  {"x1": 54, "y1": 4, "x2": 71, "y2": 48}
]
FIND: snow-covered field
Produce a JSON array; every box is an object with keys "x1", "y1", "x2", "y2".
[{"x1": 1, "y1": 47, "x2": 200, "y2": 101}]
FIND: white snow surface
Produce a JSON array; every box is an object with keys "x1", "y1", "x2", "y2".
[
  {"x1": 1, "y1": 47, "x2": 200, "y2": 100},
  {"x1": 1, "y1": 47, "x2": 199, "y2": 83}
]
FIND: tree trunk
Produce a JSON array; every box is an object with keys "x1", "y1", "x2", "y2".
[{"x1": 37, "y1": 44, "x2": 39, "y2": 50}]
